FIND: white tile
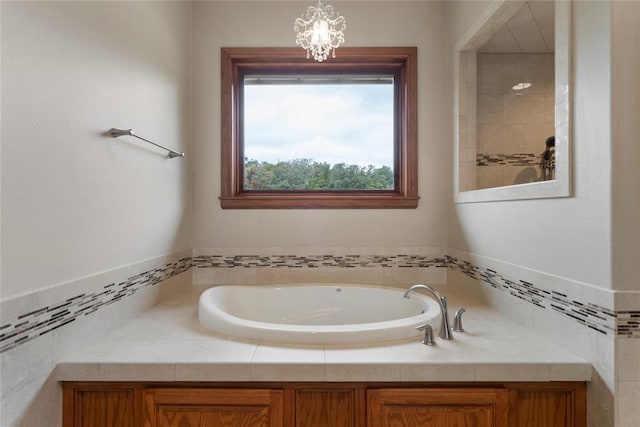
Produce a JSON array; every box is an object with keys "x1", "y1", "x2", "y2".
[
  {"x1": 594, "y1": 374, "x2": 616, "y2": 427},
  {"x1": 193, "y1": 267, "x2": 217, "y2": 285},
  {"x1": 250, "y1": 364, "x2": 325, "y2": 382},
  {"x1": 383, "y1": 267, "x2": 446, "y2": 287},
  {"x1": 617, "y1": 381, "x2": 640, "y2": 427},
  {"x1": 99, "y1": 363, "x2": 175, "y2": 381},
  {"x1": 594, "y1": 333, "x2": 616, "y2": 391},
  {"x1": 400, "y1": 363, "x2": 476, "y2": 382},
  {"x1": 0, "y1": 374, "x2": 61, "y2": 427},
  {"x1": 324, "y1": 344, "x2": 398, "y2": 363},
  {"x1": 326, "y1": 363, "x2": 401, "y2": 382},
  {"x1": 391, "y1": 340, "x2": 460, "y2": 363},
  {"x1": 509, "y1": 339, "x2": 589, "y2": 364},
  {"x1": 0, "y1": 290, "x2": 49, "y2": 326},
  {"x1": 1, "y1": 335, "x2": 53, "y2": 400},
  {"x1": 617, "y1": 339, "x2": 640, "y2": 381},
  {"x1": 102, "y1": 339, "x2": 257, "y2": 364},
  {"x1": 615, "y1": 290, "x2": 640, "y2": 311},
  {"x1": 252, "y1": 343, "x2": 324, "y2": 363},
  {"x1": 474, "y1": 363, "x2": 550, "y2": 381},
  {"x1": 54, "y1": 363, "x2": 100, "y2": 381},
  {"x1": 549, "y1": 363, "x2": 593, "y2": 381},
  {"x1": 176, "y1": 363, "x2": 250, "y2": 381},
  {"x1": 531, "y1": 305, "x2": 597, "y2": 363}
]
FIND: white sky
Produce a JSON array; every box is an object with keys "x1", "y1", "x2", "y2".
[{"x1": 243, "y1": 83, "x2": 394, "y2": 168}]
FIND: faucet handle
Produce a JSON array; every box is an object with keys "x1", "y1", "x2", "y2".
[
  {"x1": 416, "y1": 323, "x2": 436, "y2": 346},
  {"x1": 453, "y1": 308, "x2": 466, "y2": 332}
]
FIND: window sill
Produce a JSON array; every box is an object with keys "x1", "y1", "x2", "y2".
[{"x1": 219, "y1": 193, "x2": 419, "y2": 209}]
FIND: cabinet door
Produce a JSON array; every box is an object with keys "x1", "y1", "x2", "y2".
[
  {"x1": 367, "y1": 388, "x2": 508, "y2": 427},
  {"x1": 143, "y1": 388, "x2": 284, "y2": 427},
  {"x1": 295, "y1": 389, "x2": 356, "y2": 427}
]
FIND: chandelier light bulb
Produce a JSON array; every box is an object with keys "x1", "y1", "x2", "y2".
[{"x1": 294, "y1": 0, "x2": 346, "y2": 62}]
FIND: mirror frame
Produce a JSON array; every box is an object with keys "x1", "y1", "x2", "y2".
[{"x1": 454, "y1": 0, "x2": 571, "y2": 203}]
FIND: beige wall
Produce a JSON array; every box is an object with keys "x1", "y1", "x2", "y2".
[
  {"x1": 0, "y1": 1, "x2": 193, "y2": 299},
  {"x1": 191, "y1": 1, "x2": 450, "y2": 250}
]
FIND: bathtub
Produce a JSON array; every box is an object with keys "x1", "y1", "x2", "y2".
[{"x1": 198, "y1": 284, "x2": 441, "y2": 345}]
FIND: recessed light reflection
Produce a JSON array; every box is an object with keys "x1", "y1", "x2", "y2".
[{"x1": 512, "y1": 82, "x2": 532, "y2": 90}]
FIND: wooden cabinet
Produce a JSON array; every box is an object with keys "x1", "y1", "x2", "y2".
[
  {"x1": 368, "y1": 388, "x2": 508, "y2": 427},
  {"x1": 142, "y1": 388, "x2": 284, "y2": 427},
  {"x1": 62, "y1": 382, "x2": 585, "y2": 427}
]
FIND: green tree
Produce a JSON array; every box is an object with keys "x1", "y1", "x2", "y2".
[{"x1": 243, "y1": 158, "x2": 393, "y2": 191}]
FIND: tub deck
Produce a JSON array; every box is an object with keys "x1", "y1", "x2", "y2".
[{"x1": 56, "y1": 286, "x2": 591, "y2": 383}]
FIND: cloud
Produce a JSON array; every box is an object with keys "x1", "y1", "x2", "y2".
[{"x1": 244, "y1": 83, "x2": 394, "y2": 168}]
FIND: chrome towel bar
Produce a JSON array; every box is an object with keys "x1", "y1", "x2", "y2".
[{"x1": 108, "y1": 128, "x2": 184, "y2": 158}]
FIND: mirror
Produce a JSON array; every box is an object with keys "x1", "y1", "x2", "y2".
[{"x1": 454, "y1": 0, "x2": 571, "y2": 203}]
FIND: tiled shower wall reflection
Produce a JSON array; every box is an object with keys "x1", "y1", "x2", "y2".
[
  {"x1": 458, "y1": 52, "x2": 556, "y2": 191},
  {"x1": 476, "y1": 53, "x2": 555, "y2": 189}
]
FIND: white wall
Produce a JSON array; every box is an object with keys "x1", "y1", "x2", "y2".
[
  {"x1": 446, "y1": 0, "x2": 614, "y2": 290},
  {"x1": 192, "y1": 1, "x2": 449, "y2": 250},
  {"x1": 1, "y1": 1, "x2": 192, "y2": 299}
]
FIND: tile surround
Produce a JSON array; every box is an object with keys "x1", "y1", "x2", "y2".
[
  {"x1": 0, "y1": 256, "x2": 192, "y2": 354},
  {"x1": 2, "y1": 249, "x2": 638, "y2": 358},
  {"x1": 447, "y1": 256, "x2": 627, "y2": 337},
  {"x1": 1, "y1": 248, "x2": 637, "y2": 427}
]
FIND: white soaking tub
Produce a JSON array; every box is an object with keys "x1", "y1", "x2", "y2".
[{"x1": 198, "y1": 284, "x2": 441, "y2": 345}]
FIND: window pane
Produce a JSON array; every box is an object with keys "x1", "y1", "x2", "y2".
[{"x1": 243, "y1": 77, "x2": 394, "y2": 191}]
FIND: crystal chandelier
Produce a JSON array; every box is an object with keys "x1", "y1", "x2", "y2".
[{"x1": 294, "y1": 0, "x2": 346, "y2": 62}]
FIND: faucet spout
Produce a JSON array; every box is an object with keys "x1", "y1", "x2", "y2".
[{"x1": 404, "y1": 284, "x2": 453, "y2": 340}]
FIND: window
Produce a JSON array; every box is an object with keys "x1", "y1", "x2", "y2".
[{"x1": 220, "y1": 47, "x2": 418, "y2": 209}]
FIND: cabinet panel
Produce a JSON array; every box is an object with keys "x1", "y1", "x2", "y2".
[
  {"x1": 295, "y1": 389, "x2": 355, "y2": 427},
  {"x1": 368, "y1": 388, "x2": 508, "y2": 427},
  {"x1": 143, "y1": 388, "x2": 284, "y2": 427},
  {"x1": 66, "y1": 389, "x2": 134, "y2": 427},
  {"x1": 513, "y1": 390, "x2": 571, "y2": 427}
]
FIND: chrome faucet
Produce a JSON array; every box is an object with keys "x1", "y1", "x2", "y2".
[{"x1": 403, "y1": 284, "x2": 453, "y2": 340}]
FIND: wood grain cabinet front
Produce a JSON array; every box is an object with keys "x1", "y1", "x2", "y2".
[
  {"x1": 142, "y1": 388, "x2": 284, "y2": 427},
  {"x1": 295, "y1": 389, "x2": 357, "y2": 427},
  {"x1": 62, "y1": 381, "x2": 586, "y2": 427},
  {"x1": 367, "y1": 388, "x2": 509, "y2": 427}
]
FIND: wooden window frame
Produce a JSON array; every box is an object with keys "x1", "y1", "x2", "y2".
[{"x1": 220, "y1": 47, "x2": 418, "y2": 209}]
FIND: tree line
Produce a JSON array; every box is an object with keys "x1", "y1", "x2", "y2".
[{"x1": 244, "y1": 158, "x2": 394, "y2": 190}]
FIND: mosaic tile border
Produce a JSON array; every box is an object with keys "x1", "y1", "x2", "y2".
[
  {"x1": 447, "y1": 256, "x2": 639, "y2": 338},
  {"x1": 192, "y1": 254, "x2": 449, "y2": 269},
  {"x1": 477, "y1": 153, "x2": 552, "y2": 167},
  {"x1": 0, "y1": 257, "x2": 192, "y2": 354},
  {"x1": 1, "y1": 252, "x2": 637, "y2": 355}
]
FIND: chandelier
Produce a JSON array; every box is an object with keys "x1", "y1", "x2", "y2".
[{"x1": 294, "y1": 1, "x2": 346, "y2": 62}]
